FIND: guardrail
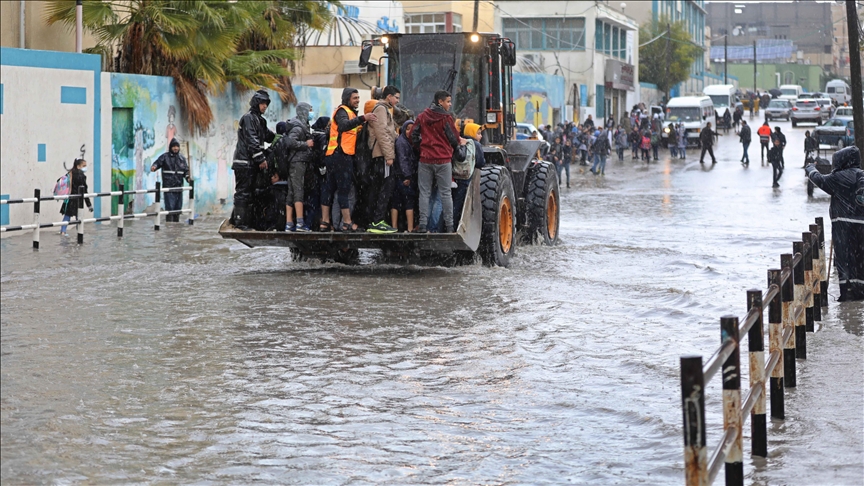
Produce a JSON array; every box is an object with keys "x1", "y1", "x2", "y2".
[
  {"x1": 0, "y1": 181, "x2": 195, "y2": 247},
  {"x1": 680, "y1": 217, "x2": 827, "y2": 486}
]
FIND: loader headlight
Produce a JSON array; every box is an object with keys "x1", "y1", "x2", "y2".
[{"x1": 486, "y1": 112, "x2": 497, "y2": 124}]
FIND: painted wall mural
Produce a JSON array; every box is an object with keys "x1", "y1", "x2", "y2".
[
  {"x1": 512, "y1": 72, "x2": 566, "y2": 128},
  {"x1": 109, "y1": 73, "x2": 341, "y2": 215}
]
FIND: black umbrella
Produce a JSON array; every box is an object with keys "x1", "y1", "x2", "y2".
[{"x1": 769, "y1": 88, "x2": 782, "y2": 98}]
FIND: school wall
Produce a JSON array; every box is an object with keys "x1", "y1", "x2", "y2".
[
  {"x1": 0, "y1": 48, "x2": 104, "y2": 227},
  {"x1": 512, "y1": 72, "x2": 566, "y2": 127},
  {"x1": 0, "y1": 46, "x2": 365, "y2": 229}
]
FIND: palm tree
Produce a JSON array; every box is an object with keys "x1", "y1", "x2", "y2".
[{"x1": 45, "y1": 0, "x2": 337, "y2": 133}]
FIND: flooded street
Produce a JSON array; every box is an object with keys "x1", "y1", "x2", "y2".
[{"x1": 2, "y1": 118, "x2": 862, "y2": 484}]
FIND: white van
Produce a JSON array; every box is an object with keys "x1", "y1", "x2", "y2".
[
  {"x1": 663, "y1": 96, "x2": 715, "y2": 146},
  {"x1": 825, "y1": 79, "x2": 851, "y2": 105},
  {"x1": 703, "y1": 84, "x2": 742, "y2": 115},
  {"x1": 778, "y1": 84, "x2": 803, "y2": 101}
]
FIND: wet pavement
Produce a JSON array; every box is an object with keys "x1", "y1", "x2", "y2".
[{"x1": 2, "y1": 115, "x2": 862, "y2": 484}]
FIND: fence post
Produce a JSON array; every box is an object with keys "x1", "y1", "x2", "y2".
[
  {"x1": 188, "y1": 179, "x2": 195, "y2": 225},
  {"x1": 118, "y1": 183, "x2": 125, "y2": 237},
  {"x1": 802, "y1": 232, "x2": 815, "y2": 332},
  {"x1": 815, "y1": 217, "x2": 828, "y2": 307},
  {"x1": 33, "y1": 188, "x2": 41, "y2": 250},
  {"x1": 780, "y1": 254, "x2": 796, "y2": 387},
  {"x1": 808, "y1": 225, "x2": 821, "y2": 322},
  {"x1": 154, "y1": 181, "x2": 161, "y2": 231},
  {"x1": 793, "y1": 241, "x2": 807, "y2": 360},
  {"x1": 721, "y1": 316, "x2": 743, "y2": 486},
  {"x1": 681, "y1": 355, "x2": 707, "y2": 486},
  {"x1": 77, "y1": 185, "x2": 85, "y2": 244},
  {"x1": 747, "y1": 290, "x2": 767, "y2": 457},
  {"x1": 768, "y1": 269, "x2": 784, "y2": 420}
]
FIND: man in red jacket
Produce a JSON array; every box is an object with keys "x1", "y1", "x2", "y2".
[{"x1": 411, "y1": 90, "x2": 467, "y2": 233}]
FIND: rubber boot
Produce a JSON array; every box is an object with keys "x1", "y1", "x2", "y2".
[{"x1": 233, "y1": 202, "x2": 251, "y2": 231}]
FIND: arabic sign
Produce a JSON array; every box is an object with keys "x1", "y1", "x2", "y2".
[{"x1": 604, "y1": 59, "x2": 635, "y2": 91}]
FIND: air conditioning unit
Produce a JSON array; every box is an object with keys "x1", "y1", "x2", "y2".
[{"x1": 343, "y1": 60, "x2": 368, "y2": 74}]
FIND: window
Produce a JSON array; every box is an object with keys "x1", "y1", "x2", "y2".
[
  {"x1": 503, "y1": 17, "x2": 585, "y2": 51},
  {"x1": 405, "y1": 12, "x2": 462, "y2": 34},
  {"x1": 594, "y1": 20, "x2": 627, "y2": 57}
]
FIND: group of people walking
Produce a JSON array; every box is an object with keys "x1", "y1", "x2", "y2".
[{"x1": 228, "y1": 87, "x2": 483, "y2": 234}]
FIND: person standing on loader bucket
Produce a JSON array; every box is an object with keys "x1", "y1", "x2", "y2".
[
  {"x1": 319, "y1": 87, "x2": 377, "y2": 232},
  {"x1": 151, "y1": 138, "x2": 191, "y2": 222},
  {"x1": 231, "y1": 89, "x2": 275, "y2": 230},
  {"x1": 411, "y1": 90, "x2": 468, "y2": 233},
  {"x1": 365, "y1": 86, "x2": 400, "y2": 234}
]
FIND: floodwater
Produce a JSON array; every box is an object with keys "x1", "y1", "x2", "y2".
[{"x1": 2, "y1": 118, "x2": 862, "y2": 485}]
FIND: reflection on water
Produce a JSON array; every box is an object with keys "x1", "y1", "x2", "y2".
[{"x1": 2, "y1": 128, "x2": 862, "y2": 484}]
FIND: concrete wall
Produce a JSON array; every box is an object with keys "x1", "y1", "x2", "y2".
[
  {"x1": 513, "y1": 72, "x2": 566, "y2": 127},
  {"x1": 1, "y1": 46, "x2": 368, "y2": 229},
  {"x1": 1, "y1": 48, "x2": 104, "y2": 227}
]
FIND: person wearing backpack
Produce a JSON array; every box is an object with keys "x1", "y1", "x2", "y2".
[
  {"x1": 590, "y1": 128, "x2": 610, "y2": 175},
  {"x1": 639, "y1": 130, "x2": 651, "y2": 162},
  {"x1": 452, "y1": 123, "x2": 486, "y2": 225},
  {"x1": 272, "y1": 102, "x2": 315, "y2": 232},
  {"x1": 150, "y1": 138, "x2": 191, "y2": 222},
  {"x1": 650, "y1": 128, "x2": 660, "y2": 161},
  {"x1": 59, "y1": 158, "x2": 92, "y2": 236},
  {"x1": 319, "y1": 88, "x2": 377, "y2": 232},
  {"x1": 738, "y1": 120, "x2": 751, "y2": 167},
  {"x1": 757, "y1": 121, "x2": 772, "y2": 164},
  {"x1": 364, "y1": 86, "x2": 401, "y2": 234},
  {"x1": 615, "y1": 127, "x2": 628, "y2": 162},
  {"x1": 411, "y1": 90, "x2": 467, "y2": 233}
]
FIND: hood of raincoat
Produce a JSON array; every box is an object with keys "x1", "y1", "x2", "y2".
[
  {"x1": 400, "y1": 119, "x2": 414, "y2": 139},
  {"x1": 295, "y1": 102, "x2": 313, "y2": 125},
  {"x1": 250, "y1": 89, "x2": 271, "y2": 111},
  {"x1": 833, "y1": 146, "x2": 861, "y2": 172},
  {"x1": 311, "y1": 116, "x2": 330, "y2": 131},
  {"x1": 169, "y1": 138, "x2": 180, "y2": 149}
]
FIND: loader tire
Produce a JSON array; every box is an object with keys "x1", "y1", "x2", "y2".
[
  {"x1": 524, "y1": 161, "x2": 560, "y2": 246},
  {"x1": 479, "y1": 166, "x2": 516, "y2": 267}
]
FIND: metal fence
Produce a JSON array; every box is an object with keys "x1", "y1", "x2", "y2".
[
  {"x1": 680, "y1": 217, "x2": 828, "y2": 486},
  {"x1": 0, "y1": 181, "x2": 195, "y2": 247}
]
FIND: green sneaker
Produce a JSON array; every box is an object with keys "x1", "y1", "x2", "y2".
[{"x1": 367, "y1": 220, "x2": 398, "y2": 234}]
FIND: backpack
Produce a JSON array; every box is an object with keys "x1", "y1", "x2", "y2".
[
  {"x1": 453, "y1": 139, "x2": 476, "y2": 180},
  {"x1": 650, "y1": 133, "x2": 660, "y2": 146},
  {"x1": 641, "y1": 136, "x2": 651, "y2": 150},
  {"x1": 53, "y1": 171, "x2": 72, "y2": 196}
]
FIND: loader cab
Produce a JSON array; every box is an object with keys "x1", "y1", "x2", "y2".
[{"x1": 363, "y1": 33, "x2": 517, "y2": 147}]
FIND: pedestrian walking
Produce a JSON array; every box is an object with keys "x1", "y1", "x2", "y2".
[
  {"x1": 768, "y1": 137, "x2": 784, "y2": 187},
  {"x1": 732, "y1": 106, "x2": 742, "y2": 134},
  {"x1": 590, "y1": 128, "x2": 609, "y2": 175},
  {"x1": 150, "y1": 138, "x2": 191, "y2": 222},
  {"x1": 739, "y1": 120, "x2": 751, "y2": 166},
  {"x1": 650, "y1": 128, "x2": 660, "y2": 161},
  {"x1": 615, "y1": 127, "x2": 628, "y2": 161},
  {"x1": 677, "y1": 123, "x2": 688, "y2": 159},
  {"x1": 804, "y1": 130, "x2": 818, "y2": 165},
  {"x1": 667, "y1": 123, "x2": 678, "y2": 158},
  {"x1": 699, "y1": 122, "x2": 717, "y2": 164},
  {"x1": 59, "y1": 158, "x2": 92, "y2": 236},
  {"x1": 771, "y1": 126, "x2": 787, "y2": 169},
  {"x1": 757, "y1": 121, "x2": 772, "y2": 164},
  {"x1": 805, "y1": 146, "x2": 864, "y2": 301}
]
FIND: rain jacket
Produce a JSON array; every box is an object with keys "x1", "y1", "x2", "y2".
[
  {"x1": 395, "y1": 119, "x2": 418, "y2": 181},
  {"x1": 367, "y1": 100, "x2": 397, "y2": 161},
  {"x1": 699, "y1": 127, "x2": 715, "y2": 147},
  {"x1": 805, "y1": 146, "x2": 864, "y2": 222},
  {"x1": 757, "y1": 124, "x2": 772, "y2": 144},
  {"x1": 233, "y1": 90, "x2": 275, "y2": 166},
  {"x1": 281, "y1": 103, "x2": 314, "y2": 168},
  {"x1": 328, "y1": 88, "x2": 366, "y2": 156},
  {"x1": 152, "y1": 138, "x2": 189, "y2": 187},
  {"x1": 411, "y1": 103, "x2": 465, "y2": 164},
  {"x1": 739, "y1": 125, "x2": 751, "y2": 144}
]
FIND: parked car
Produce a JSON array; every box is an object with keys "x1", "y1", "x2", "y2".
[
  {"x1": 832, "y1": 106, "x2": 854, "y2": 121},
  {"x1": 764, "y1": 99, "x2": 792, "y2": 121},
  {"x1": 515, "y1": 122, "x2": 551, "y2": 157},
  {"x1": 814, "y1": 118, "x2": 855, "y2": 148},
  {"x1": 791, "y1": 99, "x2": 823, "y2": 127}
]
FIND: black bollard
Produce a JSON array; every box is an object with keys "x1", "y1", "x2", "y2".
[
  {"x1": 747, "y1": 290, "x2": 767, "y2": 457},
  {"x1": 154, "y1": 181, "x2": 161, "y2": 231},
  {"x1": 802, "y1": 232, "x2": 815, "y2": 332},
  {"x1": 815, "y1": 217, "x2": 828, "y2": 307},
  {"x1": 33, "y1": 188, "x2": 41, "y2": 250},
  {"x1": 768, "y1": 269, "x2": 784, "y2": 420},
  {"x1": 780, "y1": 254, "x2": 796, "y2": 388},
  {"x1": 809, "y1": 225, "x2": 821, "y2": 321},
  {"x1": 77, "y1": 185, "x2": 85, "y2": 244},
  {"x1": 118, "y1": 183, "x2": 125, "y2": 237},
  {"x1": 793, "y1": 241, "x2": 807, "y2": 360},
  {"x1": 681, "y1": 355, "x2": 707, "y2": 486},
  {"x1": 721, "y1": 315, "x2": 743, "y2": 486}
]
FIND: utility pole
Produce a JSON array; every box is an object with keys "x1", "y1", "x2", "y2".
[
  {"x1": 724, "y1": 35, "x2": 728, "y2": 84},
  {"x1": 75, "y1": 0, "x2": 83, "y2": 53},
  {"x1": 846, "y1": 0, "x2": 863, "y2": 152},
  {"x1": 665, "y1": 23, "x2": 671, "y2": 100},
  {"x1": 753, "y1": 40, "x2": 757, "y2": 92},
  {"x1": 472, "y1": 0, "x2": 479, "y2": 32}
]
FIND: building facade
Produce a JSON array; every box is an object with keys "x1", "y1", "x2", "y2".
[{"x1": 494, "y1": 1, "x2": 639, "y2": 124}]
